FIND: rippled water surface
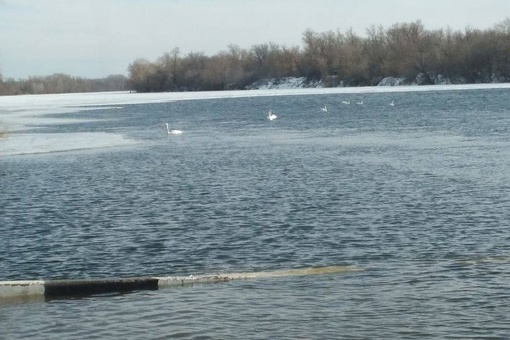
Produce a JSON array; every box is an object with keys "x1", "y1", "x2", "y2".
[{"x1": 2, "y1": 88, "x2": 510, "y2": 338}]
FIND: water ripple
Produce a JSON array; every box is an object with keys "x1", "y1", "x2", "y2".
[{"x1": 2, "y1": 89, "x2": 510, "y2": 338}]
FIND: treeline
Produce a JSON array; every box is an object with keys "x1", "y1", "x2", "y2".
[
  {"x1": 128, "y1": 19, "x2": 510, "y2": 92},
  {"x1": 0, "y1": 73, "x2": 129, "y2": 96},
  {"x1": 2, "y1": 19, "x2": 510, "y2": 95}
]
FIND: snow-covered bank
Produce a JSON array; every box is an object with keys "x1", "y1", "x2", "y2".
[
  {"x1": 248, "y1": 75, "x2": 510, "y2": 89},
  {"x1": 246, "y1": 77, "x2": 322, "y2": 90}
]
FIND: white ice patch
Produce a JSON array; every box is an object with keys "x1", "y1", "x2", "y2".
[
  {"x1": 2, "y1": 83, "x2": 510, "y2": 111},
  {"x1": 0, "y1": 132, "x2": 137, "y2": 157},
  {"x1": 0, "y1": 93, "x2": 144, "y2": 156}
]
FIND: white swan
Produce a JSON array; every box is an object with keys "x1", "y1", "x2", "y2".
[
  {"x1": 342, "y1": 100, "x2": 350, "y2": 105},
  {"x1": 356, "y1": 100, "x2": 364, "y2": 105},
  {"x1": 268, "y1": 109, "x2": 277, "y2": 121},
  {"x1": 390, "y1": 100, "x2": 395, "y2": 106},
  {"x1": 166, "y1": 123, "x2": 183, "y2": 135},
  {"x1": 321, "y1": 105, "x2": 328, "y2": 112}
]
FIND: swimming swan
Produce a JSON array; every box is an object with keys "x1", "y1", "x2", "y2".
[
  {"x1": 342, "y1": 100, "x2": 350, "y2": 105},
  {"x1": 268, "y1": 109, "x2": 277, "y2": 121},
  {"x1": 166, "y1": 123, "x2": 183, "y2": 135},
  {"x1": 321, "y1": 105, "x2": 328, "y2": 112}
]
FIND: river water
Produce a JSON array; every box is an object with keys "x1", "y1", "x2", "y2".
[{"x1": 1, "y1": 86, "x2": 510, "y2": 338}]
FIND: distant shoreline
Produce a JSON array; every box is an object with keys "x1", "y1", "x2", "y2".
[{"x1": 2, "y1": 76, "x2": 510, "y2": 98}]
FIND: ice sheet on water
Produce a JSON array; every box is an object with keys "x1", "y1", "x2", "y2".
[
  {"x1": 0, "y1": 92, "x2": 149, "y2": 156},
  {"x1": 2, "y1": 83, "x2": 510, "y2": 113},
  {"x1": 0, "y1": 132, "x2": 137, "y2": 157}
]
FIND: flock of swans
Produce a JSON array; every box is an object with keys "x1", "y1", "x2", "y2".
[
  {"x1": 165, "y1": 99, "x2": 396, "y2": 133},
  {"x1": 266, "y1": 99, "x2": 396, "y2": 121}
]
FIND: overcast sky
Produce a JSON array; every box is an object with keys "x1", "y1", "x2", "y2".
[{"x1": 0, "y1": 0, "x2": 509, "y2": 79}]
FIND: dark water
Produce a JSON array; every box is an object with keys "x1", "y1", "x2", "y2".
[{"x1": 2, "y1": 88, "x2": 510, "y2": 338}]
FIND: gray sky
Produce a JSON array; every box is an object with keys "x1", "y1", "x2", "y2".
[{"x1": 0, "y1": 0, "x2": 509, "y2": 79}]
